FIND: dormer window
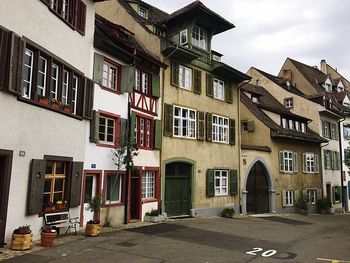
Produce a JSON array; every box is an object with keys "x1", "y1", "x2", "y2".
[
  {"x1": 138, "y1": 6, "x2": 148, "y2": 19},
  {"x1": 180, "y1": 29, "x2": 188, "y2": 45},
  {"x1": 252, "y1": 96, "x2": 260, "y2": 104},
  {"x1": 192, "y1": 25, "x2": 207, "y2": 50},
  {"x1": 212, "y1": 54, "x2": 221, "y2": 62},
  {"x1": 284, "y1": 97, "x2": 293, "y2": 108}
]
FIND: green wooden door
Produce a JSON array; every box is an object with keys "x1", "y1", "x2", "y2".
[{"x1": 164, "y1": 163, "x2": 191, "y2": 217}]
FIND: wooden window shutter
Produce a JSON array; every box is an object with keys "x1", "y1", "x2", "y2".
[
  {"x1": 69, "y1": 161, "x2": 83, "y2": 208},
  {"x1": 129, "y1": 112, "x2": 136, "y2": 144},
  {"x1": 281, "y1": 190, "x2": 287, "y2": 207},
  {"x1": 293, "y1": 152, "x2": 298, "y2": 172},
  {"x1": 225, "y1": 82, "x2": 233, "y2": 104},
  {"x1": 317, "y1": 188, "x2": 322, "y2": 200},
  {"x1": 154, "y1": 119, "x2": 162, "y2": 150},
  {"x1": 332, "y1": 186, "x2": 336, "y2": 204},
  {"x1": 83, "y1": 77, "x2": 94, "y2": 119},
  {"x1": 229, "y1": 119, "x2": 236, "y2": 145},
  {"x1": 163, "y1": 103, "x2": 173, "y2": 137},
  {"x1": 336, "y1": 152, "x2": 340, "y2": 170},
  {"x1": 247, "y1": 121, "x2": 255, "y2": 132},
  {"x1": 152, "y1": 73, "x2": 160, "y2": 98},
  {"x1": 229, "y1": 169, "x2": 238, "y2": 196},
  {"x1": 120, "y1": 118, "x2": 128, "y2": 146},
  {"x1": 206, "y1": 73, "x2": 213, "y2": 98},
  {"x1": 206, "y1": 112, "x2": 212, "y2": 142},
  {"x1": 315, "y1": 154, "x2": 319, "y2": 173},
  {"x1": 193, "y1": 69, "x2": 202, "y2": 95},
  {"x1": 302, "y1": 153, "x2": 306, "y2": 173},
  {"x1": 75, "y1": 0, "x2": 87, "y2": 35},
  {"x1": 89, "y1": 110, "x2": 100, "y2": 143},
  {"x1": 279, "y1": 151, "x2": 284, "y2": 172},
  {"x1": 7, "y1": 32, "x2": 25, "y2": 95},
  {"x1": 206, "y1": 169, "x2": 215, "y2": 197},
  {"x1": 171, "y1": 60, "x2": 179, "y2": 87},
  {"x1": 27, "y1": 159, "x2": 46, "y2": 215},
  {"x1": 302, "y1": 189, "x2": 307, "y2": 201},
  {"x1": 93, "y1": 53, "x2": 104, "y2": 85},
  {"x1": 121, "y1": 65, "x2": 135, "y2": 93},
  {"x1": 0, "y1": 27, "x2": 10, "y2": 92},
  {"x1": 197, "y1": 111, "x2": 205, "y2": 141}
]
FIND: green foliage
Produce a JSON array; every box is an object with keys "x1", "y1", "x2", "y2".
[
  {"x1": 316, "y1": 198, "x2": 331, "y2": 210},
  {"x1": 295, "y1": 194, "x2": 308, "y2": 210},
  {"x1": 221, "y1": 207, "x2": 235, "y2": 218},
  {"x1": 88, "y1": 195, "x2": 102, "y2": 213},
  {"x1": 146, "y1": 209, "x2": 159, "y2": 216}
]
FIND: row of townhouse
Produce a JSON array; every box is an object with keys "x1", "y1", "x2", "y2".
[{"x1": 1, "y1": 0, "x2": 349, "y2": 247}]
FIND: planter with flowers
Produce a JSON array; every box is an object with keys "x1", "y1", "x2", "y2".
[
  {"x1": 55, "y1": 200, "x2": 67, "y2": 210},
  {"x1": 10, "y1": 225, "x2": 32, "y2": 250},
  {"x1": 40, "y1": 226, "x2": 57, "y2": 247},
  {"x1": 85, "y1": 195, "x2": 102, "y2": 237},
  {"x1": 62, "y1": 103, "x2": 71, "y2": 113},
  {"x1": 43, "y1": 201, "x2": 55, "y2": 213},
  {"x1": 51, "y1": 98, "x2": 61, "y2": 109},
  {"x1": 38, "y1": 96, "x2": 49, "y2": 106}
]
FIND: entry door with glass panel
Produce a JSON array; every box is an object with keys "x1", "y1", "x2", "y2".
[{"x1": 83, "y1": 175, "x2": 98, "y2": 224}]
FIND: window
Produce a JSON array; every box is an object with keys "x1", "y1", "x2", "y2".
[
  {"x1": 50, "y1": 63, "x2": 59, "y2": 99},
  {"x1": 282, "y1": 118, "x2": 287, "y2": 128},
  {"x1": 43, "y1": 161, "x2": 66, "y2": 206},
  {"x1": 303, "y1": 153, "x2": 318, "y2": 173},
  {"x1": 179, "y1": 65, "x2": 192, "y2": 90},
  {"x1": 106, "y1": 173, "x2": 122, "y2": 203},
  {"x1": 135, "y1": 115, "x2": 153, "y2": 149},
  {"x1": 330, "y1": 123, "x2": 338, "y2": 140},
  {"x1": 102, "y1": 61, "x2": 119, "y2": 91},
  {"x1": 284, "y1": 189, "x2": 294, "y2": 206},
  {"x1": 62, "y1": 70, "x2": 69, "y2": 104},
  {"x1": 213, "y1": 78, "x2": 224, "y2": 100},
  {"x1": 344, "y1": 125, "x2": 350, "y2": 140},
  {"x1": 325, "y1": 83, "x2": 332, "y2": 92},
  {"x1": 295, "y1": 121, "x2": 300, "y2": 131},
  {"x1": 333, "y1": 186, "x2": 341, "y2": 203},
  {"x1": 284, "y1": 98, "x2": 293, "y2": 108},
  {"x1": 37, "y1": 56, "x2": 47, "y2": 97},
  {"x1": 173, "y1": 106, "x2": 196, "y2": 139},
  {"x1": 282, "y1": 117, "x2": 306, "y2": 133},
  {"x1": 322, "y1": 121, "x2": 330, "y2": 137},
  {"x1": 99, "y1": 115, "x2": 115, "y2": 145},
  {"x1": 142, "y1": 73, "x2": 148, "y2": 94},
  {"x1": 22, "y1": 49, "x2": 33, "y2": 99},
  {"x1": 306, "y1": 189, "x2": 316, "y2": 204},
  {"x1": 252, "y1": 96, "x2": 260, "y2": 104},
  {"x1": 134, "y1": 69, "x2": 150, "y2": 95},
  {"x1": 192, "y1": 25, "x2": 207, "y2": 50},
  {"x1": 288, "y1": 119, "x2": 294, "y2": 130},
  {"x1": 212, "y1": 115, "x2": 229, "y2": 143},
  {"x1": 180, "y1": 29, "x2": 188, "y2": 45},
  {"x1": 142, "y1": 171, "x2": 155, "y2": 199},
  {"x1": 242, "y1": 121, "x2": 248, "y2": 132},
  {"x1": 72, "y1": 76, "x2": 78, "y2": 114},
  {"x1": 214, "y1": 170, "x2": 228, "y2": 196},
  {"x1": 324, "y1": 150, "x2": 340, "y2": 170},
  {"x1": 280, "y1": 150, "x2": 297, "y2": 173},
  {"x1": 138, "y1": 6, "x2": 148, "y2": 19}
]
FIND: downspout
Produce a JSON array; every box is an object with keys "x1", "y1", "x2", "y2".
[
  {"x1": 338, "y1": 117, "x2": 345, "y2": 212},
  {"x1": 159, "y1": 60, "x2": 165, "y2": 214}
]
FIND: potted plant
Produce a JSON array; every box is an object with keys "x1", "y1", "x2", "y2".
[
  {"x1": 38, "y1": 95, "x2": 49, "y2": 105},
  {"x1": 295, "y1": 194, "x2": 309, "y2": 215},
  {"x1": 51, "y1": 98, "x2": 61, "y2": 109},
  {"x1": 55, "y1": 200, "x2": 67, "y2": 210},
  {"x1": 43, "y1": 201, "x2": 55, "y2": 213},
  {"x1": 316, "y1": 198, "x2": 333, "y2": 214},
  {"x1": 62, "y1": 103, "x2": 71, "y2": 113},
  {"x1": 144, "y1": 209, "x2": 167, "y2": 223},
  {"x1": 221, "y1": 207, "x2": 235, "y2": 218},
  {"x1": 10, "y1": 225, "x2": 32, "y2": 250},
  {"x1": 85, "y1": 195, "x2": 102, "y2": 237},
  {"x1": 40, "y1": 226, "x2": 57, "y2": 247}
]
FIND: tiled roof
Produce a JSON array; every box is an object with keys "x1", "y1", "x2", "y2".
[
  {"x1": 240, "y1": 83, "x2": 327, "y2": 143},
  {"x1": 333, "y1": 90, "x2": 348, "y2": 103},
  {"x1": 241, "y1": 145, "x2": 272, "y2": 152}
]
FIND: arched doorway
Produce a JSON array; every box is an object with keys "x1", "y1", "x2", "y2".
[
  {"x1": 246, "y1": 161, "x2": 269, "y2": 213},
  {"x1": 164, "y1": 162, "x2": 192, "y2": 217}
]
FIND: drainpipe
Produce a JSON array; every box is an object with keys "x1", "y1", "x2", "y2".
[
  {"x1": 124, "y1": 97, "x2": 131, "y2": 224},
  {"x1": 338, "y1": 117, "x2": 345, "y2": 212}
]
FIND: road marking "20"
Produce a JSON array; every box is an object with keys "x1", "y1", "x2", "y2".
[{"x1": 246, "y1": 248, "x2": 277, "y2": 257}]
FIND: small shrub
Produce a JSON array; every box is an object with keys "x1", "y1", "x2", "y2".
[
  {"x1": 221, "y1": 207, "x2": 235, "y2": 218},
  {"x1": 88, "y1": 195, "x2": 102, "y2": 213},
  {"x1": 41, "y1": 226, "x2": 56, "y2": 233},
  {"x1": 316, "y1": 198, "x2": 331, "y2": 211},
  {"x1": 146, "y1": 209, "x2": 159, "y2": 216},
  {"x1": 295, "y1": 194, "x2": 308, "y2": 210}
]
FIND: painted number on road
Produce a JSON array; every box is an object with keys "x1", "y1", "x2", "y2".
[{"x1": 246, "y1": 248, "x2": 277, "y2": 258}]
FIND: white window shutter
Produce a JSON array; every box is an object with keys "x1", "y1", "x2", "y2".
[
  {"x1": 315, "y1": 154, "x2": 319, "y2": 173},
  {"x1": 293, "y1": 152, "x2": 298, "y2": 172},
  {"x1": 282, "y1": 190, "x2": 287, "y2": 207},
  {"x1": 302, "y1": 153, "x2": 306, "y2": 173},
  {"x1": 279, "y1": 151, "x2": 284, "y2": 172}
]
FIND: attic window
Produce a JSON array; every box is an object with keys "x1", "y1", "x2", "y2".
[
  {"x1": 192, "y1": 25, "x2": 207, "y2": 50},
  {"x1": 252, "y1": 96, "x2": 260, "y2": 104},
  {"x1": 325, "y1": 83, "x2": 331, "y2": 92},
  {"x1": 212, "y1": 54, "x2": 221, "y2": 62},
  {"x1": 284, "y1": 97, "x2": 293, "y2": 108},
  {"x1": 180, "y1": 29, "x2": 188, "y2": 45},
  {"x1": 138, "y1": 6, "x2": 148, "y2": 19}
]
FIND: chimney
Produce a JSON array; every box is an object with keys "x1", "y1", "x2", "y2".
[
  {"x1": 320, "y1": 59, "x2": 327, "y2": 74},
  {"x1": 282, "y1": 69, "x2": 292, "y2": 81}
]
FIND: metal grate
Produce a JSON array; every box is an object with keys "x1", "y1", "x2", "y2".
[{"x1": 166, "y1": 163, "x2": 191, "y2": 177}]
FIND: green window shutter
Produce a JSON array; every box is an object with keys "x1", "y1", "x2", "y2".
[
  {"x1": 206, "y1": 112, "x2": 212, "y2": 142},
  {"x1": 163, "y1": 103, "x2": 173, "y2": 137},
  {"x1": 89, "y1": 110, "x2": 100, "y2": 143},
  {"x1": 229, "y1": 119, "x2": 236, "y2": 145},
  {"x1": 279, "y1": 151, "x2": 284, "y2": 172},
  {"x1": 121, "y1": 65, "x2": 135, "y2": 93},
  {"x1": 229, "y1": 169, "x2": 238, "y2": 196},
  {"x1": 154, "y1": 119, "x2": 162, "y2": 150},
  {"x1": 293, "y1": 152, "x2": 298, "y2": 172},
  {"x1": 152, "y1": 73, "x2": 160, "y2": 98},
  {"x1": 8, "y1": 32, "x2": 24, "y2": 95},
  {"x1": 93, "y1": 53, "x2": 104, "y2": 85},
  {"x1": 83, "y1": 77, "x2": 94, "y2": 119},
  {"x1": 69, "y1": 161, "x2": 83, "y2": 208},
  {"x1": 335, "y1": 124, "x2": 339, "y2": 140},
  {"x1": 197, "y1": 111, "x2": 205, "y2": 141},
  {"x1": 193, "y1": 69, "x2": 202, "y2": 95},
  {"x1": 171, "y1": 60, "x2": 179, "y2": 87},
  {"x1": 315, "y1": 154, "x2": 319, "y2": 173},
  {"x1": 129, "y1": 112, "x2": 136, "y2": 144},
  {"x1": 282, "y1": 190, "x2": 287, "y2": 207},
  {"x1": 206, "y1": 169, "x2": 215, "y2": 197},
  {"x1": 206, "y1": 73, "x2": 213, "y2": 98},
  {"x1": 302, "y1": 153, "x2": 306, "y2": 173},
  {"x1": 27, "y1": 159, "x2": 46, "y2": 215},
  {"x1": 323, "y1": 149, "x2": 328, "y2": 169},
  {"x1": 225, "y1": 82, "x2": 233, "y2": 104},
  {"x1": 120, "y1": 118, "x2": 128, "y2": 146}
]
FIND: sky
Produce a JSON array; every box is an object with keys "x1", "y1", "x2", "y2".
[{"x1": 145, "y1": 0, "x2": 350, "y2": 79}]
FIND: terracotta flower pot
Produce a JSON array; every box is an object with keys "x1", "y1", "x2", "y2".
[
  {"x1": 41, "y1": 230, "x2": 57, "y2": 247},
  {"x1": 10, "y1": 233, "x2": 32, "y2": 250},
  {"x1": 51, "y1": 102, "x2": 60, "y2": 109},
  {"x1": 63, "y1": 106, "x2": 71, "y2": 113},
  {"x1": 56, "y1": 204, "x2": 66, "y2": 210},
  {"x1": 85, "y1": 223, "x2": 101, "y2": 237},
  {"x1": 38, "y1": 97, "x2": 49, "y2": 105}
]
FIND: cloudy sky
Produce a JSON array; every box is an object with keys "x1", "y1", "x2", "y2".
[{"x1": 146, "y1": 0, "x2": 350, "y2": 79}]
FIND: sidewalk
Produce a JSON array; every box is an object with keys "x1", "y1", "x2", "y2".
[{"x1": 0, "y1": 221, "x2": 153, "y2": 261}]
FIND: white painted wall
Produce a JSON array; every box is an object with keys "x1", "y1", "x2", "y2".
[
  {"x1": 340, "y1": 117, "x2": 350, "y2": 211},
  {"x1": 141, "y1": 202, "x2": 158, "y2": 221}
]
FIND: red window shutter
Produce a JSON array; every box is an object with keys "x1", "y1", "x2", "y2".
[{"x1": 75, "y1": 0, "x2": 87, "y2": 35}]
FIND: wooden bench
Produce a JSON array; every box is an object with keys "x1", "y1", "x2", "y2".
[{"x1": 44, "y1": 212, "x2": 79, "y2": 235}]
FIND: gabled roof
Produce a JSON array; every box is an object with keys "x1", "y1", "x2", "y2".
[
  {"x1": 161, "y1": 1, "x2": 234, "y2": 35},
  {"x1": 122, "y1": 0, "x2": 169, "y2": 24},
  {"x1": 240, "y1": 83, "x2": 327, "y2": 143},
  {"x1": 253, "y1": 67, "x2": 304, "y2": 96},
  {"x1": 333, "y1": 90, "x2": 349, "y2": 103}
]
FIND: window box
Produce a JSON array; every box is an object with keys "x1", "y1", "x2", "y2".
[
  {"x1": 62, "y1": 104, "x2": 71, "y2": 113},
  {"x1": 51, "y1": 100, "x2": 61, "y2": 109},
  {"x1": 38, "y1": 97, "x2": 50, "y2": 106}
]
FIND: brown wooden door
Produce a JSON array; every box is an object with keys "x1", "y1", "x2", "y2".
[{"x1": 0, "y1": 150, "x2": 13, "y2": 247}]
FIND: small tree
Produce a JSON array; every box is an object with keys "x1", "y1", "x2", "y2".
[
  {"x1": 87, "y1": 195, "x2": 102, "y2": 223},
  {"x1": 104, "y1": 139, "x2": 138, "y2": 226}
]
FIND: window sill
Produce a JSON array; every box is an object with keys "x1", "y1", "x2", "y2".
[
  {"x1": 173, "y1": 135, "x2": 197, "y2": 140},
  {"x1": 96, "y1": 142, "x2": 116, "y2": 148},
  {"x1": 103, "y1": 202, "x2": 124, "y2": 208},
  {"x1": 214, "y1": 194, "x2": 228, "y2": 197},
  {"x1": 100, "y1": 85, "x2": 121, "y2": 95},
  {"x1": 142, "y1": 198, "x2": 158, "y2": 204}
]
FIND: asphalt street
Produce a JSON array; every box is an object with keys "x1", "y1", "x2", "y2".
[{"x1": 3, "y1": 214, "x2": 350, "y2": 263}]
